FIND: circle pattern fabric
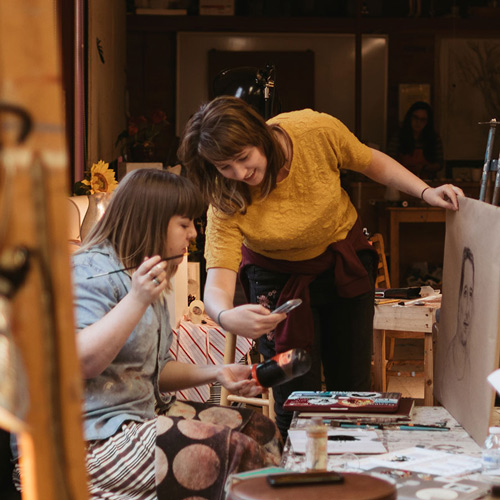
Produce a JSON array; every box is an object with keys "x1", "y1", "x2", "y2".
[{"x1": 155, "y1": 400, "x2": 282, "y2": 500}]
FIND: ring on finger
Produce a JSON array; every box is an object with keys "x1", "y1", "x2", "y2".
[{"x1": 153, "y1": 277, "x2": 161, "y2": 286}]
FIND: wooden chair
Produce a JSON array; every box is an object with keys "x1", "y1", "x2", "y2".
[
  {"x1": 219, "y1": 332, "x2": 276, "y2": 421},
  {"x1": 370, "y1": 233, "x2": 426, "y2": 390},
  {"x1": 370, "y1": 232, "x2": 391, "y2": 290},
  {"x1": 371, "y1": 233, "x2": 397, "y2": 364}
]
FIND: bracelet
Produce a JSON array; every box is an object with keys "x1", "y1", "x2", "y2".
[
  {"x1": 217, "y1": 309, "x2": 227, "y2": 329},
  {"x1": 420, "y1": 187, "x2": 431, "y2": 200}
]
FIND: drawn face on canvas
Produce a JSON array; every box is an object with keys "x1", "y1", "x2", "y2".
[{"x1": 457, "y1": 250, "x2": 474, "y2": 346}]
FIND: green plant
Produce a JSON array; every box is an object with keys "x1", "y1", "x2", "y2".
[{"x1": 115, "y1": 109, "x2": 169, "y2": 162}]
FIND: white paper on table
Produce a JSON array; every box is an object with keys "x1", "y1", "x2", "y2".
[
  {"x1": 367, "y1": 466, "x2": 490, "y2": 500},
  {"x1": 351, "y1": 447, "x2": 482, "y2": 476},
  {"x1": 483, "y1": 467, "x2": 500, "y2": 476},
  {"x1": 488, "y1": 368, "x2": 500, "y2": 394},
  {"x1": 288, "y1": 428, "x2": 386, "y2": 455}
]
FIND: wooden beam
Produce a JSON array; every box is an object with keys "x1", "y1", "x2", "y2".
[{"x1": 0, "y1": 1, "x2": 88, "y2": 499}]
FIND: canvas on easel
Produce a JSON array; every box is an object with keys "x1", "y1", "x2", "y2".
[{"x1": 435, "y1": 196, "x2": 500, "y2": 445}]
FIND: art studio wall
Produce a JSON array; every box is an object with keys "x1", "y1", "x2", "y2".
[
  {"x1": 176, "y1": 32, "x2": 388, "y2": 151},
  {"x1": 126, "y1": 14, "x2": 500, "y2": 176},
  {"x1": 87, "y1": 0, "x2": 127, "y2": 171}
]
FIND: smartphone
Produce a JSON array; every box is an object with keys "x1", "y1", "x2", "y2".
[
  {"x1": 272, "y1": 298, "x2": 303, "y2": 315},
  {"x1": 266, "y1": 471, "x2": 344, "y2": 488}
]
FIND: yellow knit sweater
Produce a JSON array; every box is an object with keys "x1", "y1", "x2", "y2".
[{"x1": 205, "y1": 109, "x2": 372, "y2": 272}]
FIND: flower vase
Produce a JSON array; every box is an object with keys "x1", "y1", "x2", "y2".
[
  {"x1": 130, "y1": 143, "x2": 156, "y2": 162},
  {"x1": 80, "y1": 192, "x2": 112, "y2": 240}
]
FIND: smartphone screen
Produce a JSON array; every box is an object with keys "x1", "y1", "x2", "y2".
[{"x1": 272, "y1": 298, "x2": 302, "y2": 315}]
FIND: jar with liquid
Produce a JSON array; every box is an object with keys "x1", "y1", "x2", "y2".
[{"x1": 305, "y1": 417, "x2": 327, "y2": 471}]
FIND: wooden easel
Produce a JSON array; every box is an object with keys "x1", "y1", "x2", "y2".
[
  {"x1": 479, "y1": 118, "x2": 500, "y2": 205},
  {"x1": 0, "y1": 1, "x2": 88, "y2": 499}
]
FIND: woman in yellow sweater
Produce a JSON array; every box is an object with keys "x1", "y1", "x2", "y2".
[{"x1": 178, "y1": 96, "x2": 463, "y2": 437}]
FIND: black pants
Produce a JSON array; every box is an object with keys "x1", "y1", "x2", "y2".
[{"x1": 244, "y1": 250, "x2": 376, "y2": 440}]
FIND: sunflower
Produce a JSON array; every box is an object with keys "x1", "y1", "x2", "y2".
[{"x1": 81, "y1": 160, "x2": 118, "y2": 194}]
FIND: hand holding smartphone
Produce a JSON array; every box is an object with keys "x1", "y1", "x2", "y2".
[{"x1": 272, "y1": 298, "x2": 302, "y2": 315}]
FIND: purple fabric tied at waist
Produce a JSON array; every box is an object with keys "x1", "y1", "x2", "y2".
[{"x1": 239, "y1": 218, "x2": 378, "y2": 354}]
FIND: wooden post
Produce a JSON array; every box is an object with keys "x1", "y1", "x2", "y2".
[{"x1": 0, "y1": 1, "x2": 88, "y2": 499}]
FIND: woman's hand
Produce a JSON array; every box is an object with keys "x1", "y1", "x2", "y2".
[
  {"x1": 216, "y1": 363, "x2": 263, "y2": 397},
  {"x1": 421, "y1": 184, "x2": 464, "y2": 211},
  {"x1": 77, "y1": 255, "x2": 168, "y2": 379},
  {"x1": 203, "y1": 267, "x2": 286, "y2": 338},
  {"x1": 130, "y1": 255, "x2": 168, "y2": 306},
  {"x1": 218, "y1": 304, "x2": 286, "y2": 339}
]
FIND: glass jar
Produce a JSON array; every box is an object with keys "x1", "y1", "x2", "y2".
[{"x1": 305, "y1": 417, "x2": 327, "y2": 471}]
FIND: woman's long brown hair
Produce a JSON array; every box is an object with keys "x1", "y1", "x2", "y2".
[{"x1": 79, "y1": 169, "x2": 203, "y2": 290}]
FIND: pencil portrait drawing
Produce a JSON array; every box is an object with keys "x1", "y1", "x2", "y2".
[
  {"x1": 447, "y1": 247, "x2": 475, "y2": 381},
  {"x1": 435, "y1": 197, "x2": 500, "y2": 444}
]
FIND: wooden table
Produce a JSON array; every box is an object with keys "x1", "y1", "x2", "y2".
[
  {"x1": 281, "y1": 406, "x2": 482, "y2": 472},
  {"x1": 372, "y1": 296, "x2": 441, "y2": 406},
  {"x1": 385, "y1": 207, "x2": 446, "y2": 287}
]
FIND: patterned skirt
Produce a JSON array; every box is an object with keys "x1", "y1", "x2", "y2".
[{"x1": 15, "y1": 401, "x2": 282, "y2": 500}]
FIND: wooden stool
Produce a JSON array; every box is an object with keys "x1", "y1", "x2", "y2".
[{"x1": 227, "y1": 473, "x2": 396, "y2": 500}]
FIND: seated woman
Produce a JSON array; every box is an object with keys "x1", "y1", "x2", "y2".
[
  {"x1": 386, "y1": 101, "x2": 444, "y2": 180},
  {"x1": 16, "y1": 169, "x2": 281, "y2": 500}
]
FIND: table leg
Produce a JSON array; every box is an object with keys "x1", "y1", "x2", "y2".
[
  {"x1": 424, "y1": 331, "x2": 434, "y2": 405},
  {"x1": 390, "y1": 212, "x2": 400, "y2": 287},
  {"x1": 372, "y1": 329, "x2": 387, "y2": 392}
]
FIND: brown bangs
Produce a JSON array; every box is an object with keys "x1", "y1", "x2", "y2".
[
  {"x1": 198, "y1": 126, "x2": 257, "y2": 166},
  {"x1": 167, "y1": 172, "x2": 205, "y2": 220}
]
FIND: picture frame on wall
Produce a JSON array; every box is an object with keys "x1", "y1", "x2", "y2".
[{"x1": 439, "y1": 38, "x2": 500, "y2": 161}]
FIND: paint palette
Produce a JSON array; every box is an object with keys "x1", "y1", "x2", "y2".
[{"x1": 283, "y1": 391, "x2": 401, "y2": 413}]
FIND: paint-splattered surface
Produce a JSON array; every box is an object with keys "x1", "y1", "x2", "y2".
[{"x1": 281, "y1": 406, "x2": 482, "y2": 472}]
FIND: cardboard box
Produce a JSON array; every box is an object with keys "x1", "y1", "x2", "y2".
[
  {"x1": 117, "y1": 162, "x2": 163, "y2": 181},
  {"x1": 199, "y1": 0, "x2": 234, "y2": 15}
]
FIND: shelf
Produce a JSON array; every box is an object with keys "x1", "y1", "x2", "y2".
[{"x1": 127, "y1": 13, "x2": 500, "y2": 35}]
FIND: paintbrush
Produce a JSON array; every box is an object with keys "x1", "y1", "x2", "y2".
[
  {"x1": 86, "y1": 253, "x2": 187, "y2": 279},
  {"x1": 327, "y1": 421, "x2": 383, "y2": 429}
]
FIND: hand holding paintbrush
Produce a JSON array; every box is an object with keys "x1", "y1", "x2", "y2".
[{"x1": 87, "y1": 252, "x2": 187, "y2": 279}]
